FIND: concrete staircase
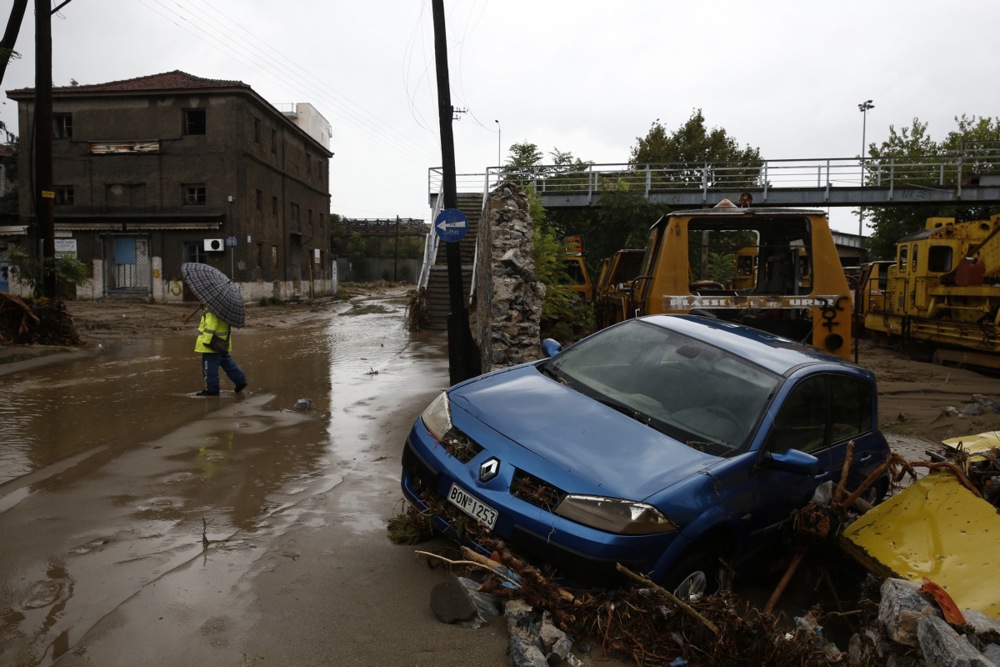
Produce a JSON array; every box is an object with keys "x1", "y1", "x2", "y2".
[{"x1": 424, "y1": 192, "x2": 483, "y2": 330}]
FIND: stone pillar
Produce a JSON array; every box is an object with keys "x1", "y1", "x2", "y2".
[{"x1": 474, "y1": 183, "x2": 545, "y2": 373}]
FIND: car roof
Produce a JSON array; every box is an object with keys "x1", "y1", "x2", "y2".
[{"x1": 639, "y1": 314, "x2": 858, "y2": 377}]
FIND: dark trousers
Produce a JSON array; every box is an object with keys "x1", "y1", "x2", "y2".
[{"x1": 201, "y1": 353, "x2": 247, "y2": 393}]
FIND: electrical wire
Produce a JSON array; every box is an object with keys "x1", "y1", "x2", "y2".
[{"x1": 134, "y1": 0, "x2": 436, "y2": 168}]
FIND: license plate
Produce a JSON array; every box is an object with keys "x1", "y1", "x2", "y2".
[{"x1": 447, "y1": 483, "x2": 498, "y2": 530}]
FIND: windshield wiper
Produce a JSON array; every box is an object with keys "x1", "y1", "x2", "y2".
[
  {"x1": 596, "y1": 398, "x2": 653, "y2": 425},
  {"x1": 686, "y1": 440, "x2": 717, "y2": 453},
  {"x1": 539, "y1": 363, "x2": 568, "y2": 385}
]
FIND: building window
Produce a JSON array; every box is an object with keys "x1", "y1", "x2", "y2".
[
  {"x1": 291, "y1": 202, "x2": 300, "y2": 221},
  {"x1": 184, "y1": 184, "x2": 207, "y2": 205},
  {"x1": 271, "y1": 195, "x2": 278, "y2": 215},
  {"x1": 307, "y1": 209, "x2": 313, "y2": 228},
  {"x1": 183, "y1": 109, "x2": 206, "y2": 135},
  {"x1": 53, "y1": 113, "x2": 73, "y2": 139},
  {"x1": 254, "y1": 117, "x2": 261, "y2": 143},
  {"x1": 306, "y1": 152, "x2": 312, "y2": 175},
  {"x1": 271, "y1": 128, "x2": 277, "y2": 154},
  {"x1": 54, "y1": 186, "x2": 74, "y2": 205},
  {"x1": 256, "y1": 189, "x2": 263, "y2": 211}
]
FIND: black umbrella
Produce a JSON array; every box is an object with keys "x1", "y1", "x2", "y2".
[{"x1": 181, "y1": 262, "x2": 246, "y2": 328}]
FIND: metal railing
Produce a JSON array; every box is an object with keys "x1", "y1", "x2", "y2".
[
  {"x1": 428, "y1": 151, "x2": 1000, "y2": 206},
  {"x1": 417, "y1": 190, "x2": 444, "y2": 291}
]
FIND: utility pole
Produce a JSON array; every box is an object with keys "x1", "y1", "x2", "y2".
[
  {"x1": 34, "y1": 0, "x2": 55, "y2": 298},
  {"x1": 432, "y1": 0, "x2": 478, "y2": 384}
]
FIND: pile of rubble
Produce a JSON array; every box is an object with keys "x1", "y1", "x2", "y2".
[
  {"x1": 854, "y1": 578, "x2": 1000, "y2": 666},
  {"x1": 412, "y1": 448, "x2": 1000, "y2": 666},
  {"x1": 0, "y1": 293, "x2": 80, "y2": 346},
  {"x1": 426, "y1": 558, "x2": 1000, "y2": 667}
]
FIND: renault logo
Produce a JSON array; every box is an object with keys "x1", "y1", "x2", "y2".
[{"x1": 479, "y1": 457, "x2": 500, "y2": 483}]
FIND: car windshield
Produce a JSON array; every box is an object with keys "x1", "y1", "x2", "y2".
[{"x1": 543, "y1": 320, "x2": 781, "y2": 453}]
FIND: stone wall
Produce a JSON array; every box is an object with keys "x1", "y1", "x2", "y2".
[{"x1": 474, "y1": 183, "x2": 545, "y2": 373}]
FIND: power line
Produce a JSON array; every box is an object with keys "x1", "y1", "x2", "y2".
[{"x1": 134, "y1": 0, "x2": 436, "y2": 168}]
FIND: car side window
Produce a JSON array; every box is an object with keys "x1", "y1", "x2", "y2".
[
  {"x1": 765, "y1": 373, "x2": 872, "y2": 455},
  {"x1": 765, "y1": 376, "x2": 827, "y2": 454},
  {"x1": 828, "y1": 374, "x2": 873, "y2": 443}
]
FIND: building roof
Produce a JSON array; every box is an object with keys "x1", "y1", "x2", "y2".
[
  {"x1": 6, "y1": 71, "x2": 332, "y2": 156},
  {"x1": 6, "y1": 70, "x2": 250, "y2": 97}
]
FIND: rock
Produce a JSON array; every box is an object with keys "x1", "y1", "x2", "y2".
[
  {"x1": 982, "y1": 644, "x2": 1000, "y2": 665},
  {"x1": 293, "y1": 398, "x2": 313, "y2": 411},
  {"x1": 456, "y1": 576, "x2": 501, "y2": 627},
  {"x1": 917, "y1": 615, "x2": 993, "y2": 666},
  {"x1": 963, "y1": 610, "x2": 1000, "y2": 636},
  {"x1": 540, "y1": 611, "x2": 573, "y2": 661},
  {"x1": 510, "y1": 634, "x2": 549, "y2": 667},
  {"x1": 971, "y1": 394, "x2": 1000, "y2": 412},
  {"x1": 879, "y1": 578, "x2": 941, "y2": 647},
  {"x1": 961, "y1": 403, "x2": 986, "y2": 416},
  {"x1": 430, "y1": 574, "x2": 478, "y2": 624}
]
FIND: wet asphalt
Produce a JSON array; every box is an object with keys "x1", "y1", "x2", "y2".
[{"x1": 0, "y1": 291, "x2": 519, "y2": 666}]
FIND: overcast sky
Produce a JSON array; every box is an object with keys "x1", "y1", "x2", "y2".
[{"x1": 3, "y1": 0, "x2": 999, "y2": 235}]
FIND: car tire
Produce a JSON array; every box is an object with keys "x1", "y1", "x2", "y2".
[
  {"x1": 859, "y1": 477, "x2": 889, "y2": 506},
  {"x1": 662, "y1": 551, "x2": 723, "y2": 602}
]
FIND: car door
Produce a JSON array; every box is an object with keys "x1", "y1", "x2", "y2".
[{"x1": 716, "y1": 372, "x2": 878, "y2": 549}]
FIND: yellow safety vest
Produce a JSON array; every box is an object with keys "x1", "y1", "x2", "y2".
[{"x1": 195, "y1": 311, "x2": 231, "y2": 353}]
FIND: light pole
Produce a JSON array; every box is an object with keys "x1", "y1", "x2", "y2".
[
  {"x1": 855, "y1": 99, "x2": 874, "y2": 364},
  {"x1": 858, "y1": 99, "x2": 874, "y2": 235},
  {"x1": 858, "y1": 100, "x2": 874, "y2": 178},
  {"x1": 494, "y1": 119, "x2": 501, "y2": 168}
]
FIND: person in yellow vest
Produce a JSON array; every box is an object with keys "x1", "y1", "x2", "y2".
[{"x1": 194, "y1": 306, "x2": 247, "y2": 396}]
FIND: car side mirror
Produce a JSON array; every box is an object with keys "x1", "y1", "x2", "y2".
[
  {"x1": 763, "y1": 448, "x2": 819, "y2": 475},
  {"x1": 541, "y1": 338, "x2": 562, "y2": 358}
]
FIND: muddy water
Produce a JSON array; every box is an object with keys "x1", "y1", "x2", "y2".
[{"x1": 0, "y1": 292, "x2": 483, "y2": 666}]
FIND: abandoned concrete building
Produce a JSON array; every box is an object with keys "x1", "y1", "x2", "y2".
[{"x1": 4, "y1": 70, "x2": 333, "y2": 302}]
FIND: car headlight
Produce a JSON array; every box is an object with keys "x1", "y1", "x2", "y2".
[
  {"x1": 555, "y1": 495, "x2": 678, "y2": 535},
  {"x1": 421, "y1": 391, "x2": 452, "y2": 441}
]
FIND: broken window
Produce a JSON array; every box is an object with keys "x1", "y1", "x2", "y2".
[
  {"x1": 53, "y1": 113, "x2": 73, "y2": 139},
  {"x1": 183, "y1": 109, "x2": 206, "y2": 135},
  {"x1": 183, "y1": 184, "x2": 207, "y2": 205}
]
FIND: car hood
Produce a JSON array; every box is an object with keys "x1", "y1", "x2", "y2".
[{"x1": 449, "y1": 365, "x2": 716, "y2": 500}]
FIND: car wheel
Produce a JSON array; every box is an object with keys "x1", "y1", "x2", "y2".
[
  {"x1": 859, "y1": 477, "x2": 888, "y2": 506},
  {"x1": 663, "y1": 551, "x2": 722, "y2": 602}
]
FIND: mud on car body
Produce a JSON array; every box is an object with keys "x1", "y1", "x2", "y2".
[{"x1": 400, "y1": 315, "x2": 889, "y2": 591}]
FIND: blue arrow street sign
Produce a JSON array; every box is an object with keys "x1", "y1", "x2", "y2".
[{"x1": 434, "y1": 208, "x2": 468, "y2": 243}]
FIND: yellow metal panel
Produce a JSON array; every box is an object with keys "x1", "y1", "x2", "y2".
[
  {"x1": 942, "y1": 431, "x2": 1000, "y2": 458},
  {"x1": 842, "y1": 472, "x2": 1000, "y2": 620}
]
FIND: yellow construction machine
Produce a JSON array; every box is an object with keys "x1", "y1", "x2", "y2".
[
  {"x1": 607, "y1": 199, "x2": 853, "y2": 359},
  {"x1": 860, "y1": 213, "x2": 1000, "y2": 367}
]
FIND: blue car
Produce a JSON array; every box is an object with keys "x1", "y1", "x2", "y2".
[{"x1": 401, "y1": 315, "x2": 889, "y2": 595}]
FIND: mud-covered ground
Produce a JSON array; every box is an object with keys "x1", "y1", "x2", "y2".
[
  {"x1": 3, "y1": 288, "x2": 999, "y2": 666},
  {"x1": 58, "y1": 294, "x2": 1000, "y2": 454}
]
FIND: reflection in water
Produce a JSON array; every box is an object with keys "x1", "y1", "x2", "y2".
[{"x1": 0, "y1": 292, "x2": 447, "y2": 666}]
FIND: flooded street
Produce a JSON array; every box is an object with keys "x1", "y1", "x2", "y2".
[{"x1": 0, "y1": 290, "x2": 512, "y2": 666}]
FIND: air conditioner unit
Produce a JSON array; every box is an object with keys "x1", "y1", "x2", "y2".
[{"x1": 203, "y1": 239, "x2": 225, "y2": 252}]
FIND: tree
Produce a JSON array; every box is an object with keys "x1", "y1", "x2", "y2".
[
  {"x1": 630, "y1": 109, "x2": 763, "y2": 188},
  {"x1": 559, "y1": 111, "x2": 763, "y2": 267},
  {"x1": 500, "y1": 142, "x2": 543, "y2": 185},
  {"x1": 865, "y1": 115, "x2": 1000, "y2": 259}
]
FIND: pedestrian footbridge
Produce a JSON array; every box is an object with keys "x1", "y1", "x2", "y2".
[
  {"x1": 419, "y1": 151, "x2": 1000, "y2": 329},
  {"x1": 430, "y1": 153, "x2": 1000, "y2": 210}
]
